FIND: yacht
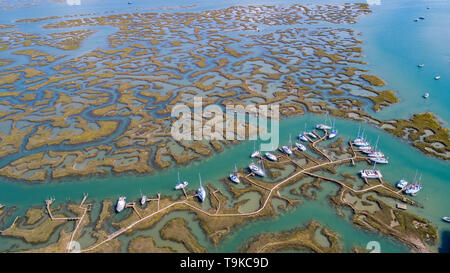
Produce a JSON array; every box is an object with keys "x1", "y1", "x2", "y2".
[
  {"x1": 396, "y1": 179, "x2": 408, "y2": 189},
  {"x1": 368, "y1": 151, "x2": 385, "y2": 158},
  {"x1": 358, "y1": 145, "x2": 372, "y2": 151},
  {"x1": 197, "y1": 174, "x2": 206, "y2": 202},
  {"x1": 299, "y1": 133, "x2": 309, "y2": 142},
  {"x1": 370, "y1": 157, "x2": 388, "y2": 164},
  {"x1": 417, "y1": 64, "x2": 424, "y2": 68},
  {"x1": 251, "y1": 150, "x2": 260, "y2": 158},
  {"x1": 175, "y1": 181, "x2": 188, "y2": 190},
  {"x1": 328, "y1": 130, "x2": 337, "y2": 139},
  {"x1": 442, "y1": 217, "x2": 450, "y2": 223},
  {"x1": 295, "y1": 142, "x2": 306, "y2": 151},
  {"x1": 307, "y1": 132, "x2": 317, "y2": 139},
  {"x1": 140, "y1": 195, "x2": 147, "y2": 206},
  {"x1": 249, "y1": 162, "x2": 265, "y2": 177},
  {"x1": 435, "y1": 76, "x2": 441, "y2": 80},
  {"x1": 282, "y1": 145, "x2": 293, "y2": 155},
  {"x1": 360, "y1": 169, "x2": 382, "y2": 179},
  {"x1": 354, "y1": 139, "x2": 370, "y2": 147},
  {"x1": 405, "y1": 184, "x2": 422, "y2": 196},
  {"x1": 265, "y1": 152, "x2": 278, "y2": 161},
  {"x1": 229, "y1": 165, "x2": 240, "y2": 183},
  {"x1": 316, "y1": 124, "x2": 331, "y2": 131},
  {"x1": 116, "y1": 197, "x2": 126, "y2": 213},
  {"x1": 423, "y1": 93, "x2": 429, "y2": 99}
]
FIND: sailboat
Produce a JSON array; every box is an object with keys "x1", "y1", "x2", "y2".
[
  {"x1": 295, "y1": 142, "x2": 306, "y2": 151},
  {"x1": 197, "y1": 174, "x2": 206, "y2": 202},
  {"x1": 299, "y1": 123, "x2": 309, "y2": 141},
  {"x1": 140, "y1": 190, "x2": 147, "y2": 206},
  {"x1": 116, "y1": 197, "x2": 126, "y2": 213},
  {"x1": 328, "y1": 118, "x2": 338, "y2": 139},
  {"x1": 249, "y1": 162, "x2": 265, "y2": 177},
  {"x1": 265, "y1": 152, "x2": 278, "y2": 161},
  {"x1": 229, "y1": 164, "x2": 241, "y2": 183},
  {"x1": 175, "y1": 172, "x2": 188, "y2": 190},
  {"x1": 251, "y1": 141, "x2": 260, "y2": 158},
  {"x1": 281, "y1": 134, "x2": 293, "y2": 155},
  {"x1": 316, "y1": 113, "x2": 332, "y2": 130}
]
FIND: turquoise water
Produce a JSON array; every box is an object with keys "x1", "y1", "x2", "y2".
[{"x1": 0, "y1": 0, "x2": 449, "y2": 252}]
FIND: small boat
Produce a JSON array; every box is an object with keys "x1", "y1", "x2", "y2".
[
  {"x1": 370, "y1": 157, "x2": 388, "y2": 164},
  {"x1": 197, "y1": 174, "x2": 206, "y2": 202},
  {"x1": 251, "y1": 151, "x2": 260, "y2": 158},
  {"x1": 405, "y1": 184, "x2": 422, "y2": 196},
  {"x1": 417, "y1": 64, "x2": 424, "y2": 68},
  {"x1": 229, "y1": 164, "x2": 241, "y2": 183},
  {"x1": 423, "y1": 93, "x2": 429, "y2": 99},
  {"x1": 414, "y1": 18, "x2": 419, "y2": 22},
  {"x1": 419, "y1": 16, "x2": 425, "y2": 20},
  {"x1": 265, "y1": 152, "x2": 278, "y2": 161},
  {"x1": 358, "y1": 145, "x2": 372, "y2": 151},
  {"x1": 116, "y1": 197, "x2": 126, "y2": 213},
  {"x1": 328, "y1": 130, "x2": 337, "y2": 139},
  {"x1": 299, "y1": 133, "x2": 309, "y2": 142},
  {"x1": 360, "y1": 169, "x2": 382, "y2": 179},
  {"x1": 295, "y1": 142, "x2": 306, "y2": 151},
  {"x1": 368, "y1": 151, "x2": 385, "y2": 158},
  {"x1": 140, "y1": 195, "x2": 147, "y2": 206},
  {"x1": 249, "y1": 163, "x2": 265, "y2": 177},
  {"x1": 396, "y1": 179, "x2": 408, "y2": 189},
  {"x1": 316, "y1": 124, "x2": 331, "y2": 131},
  {"x1": 307, "y1": 132, "x2": 317, "y2": 139},
  {"x1": 442, "y1": 217, "x2": 450, "y2": 223},
  {"x1": 282, "y1": 145, "x2": 292, "y2": 155},
  {"x1": 128, "y1": 1, "x2": 133, "y2": 4},
  {"x1": 435, "y1": 76, "x2": 441, "y2": 80},
  {"x1": 175, "y1": 181, "x2": 188, "y2": 190}
]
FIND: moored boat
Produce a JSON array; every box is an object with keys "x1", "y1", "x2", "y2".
[
  {"x1": 249, "y1": 163, "x2": 265, "y2": 177},
  {"x1": 396, "y1": 179, "x2": 408, "y2": 189},
  {"x1": 197, "y1": 174, "x2": 206, "y2": 202},
  {"x1": 316, "y1": 124, "x2": 331, "y2": 130},
  {"x1": 282, "y1": 145, "x2": 292, "y2": 155},
  {"x1": 116, "y1": 197, "x2": 126, "y2": 213},
  {"x1": 295, "y1": 142, "x2": 306, "y2": 151},
  {"x1": 328, "y1": 129, "x2": 337, "y2": 139},
  {"x1": 229, "y1": 164, "x2": 240, "y2": 183},
  {"x1": 140, "y1": 195, "x2": 147, "y2": 206},
  {"x1": 265, "y1": 152, "x2": 278, "y2": 161},
  {"x1": 368, "y1": 151, "x2": 385, "y2": 158},
  {"x1": 360, "y1": 169, "x2": 382, "y2": 179},
  {"x1": 443, "y1": 217, "x2": 450, "y2": 223},
  {"x1": 370, "y1": 157, "x2": 388, "y2": 164},
  {"x1": 299, "y1": 133, "x2": 308, "y2": 142}
]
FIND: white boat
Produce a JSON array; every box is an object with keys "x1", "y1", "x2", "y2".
[
  {"x1": 354, "y1": 140, "x2": 370, "y2": 147},
  {"x1": 316, "y1": 124, "x2": 331, "y2": 130},
  {"x1": 140, "y1": 195, "x2": 147, "y2": 206},
  {"x1": 249, "y1": 163, "x2": 265, "y2": 177},
  {"x1": 423, "y1": 93, "x2": 429, "y2": 99},
  {"x1": 328, "y1": 130, "x2": 337, "y2": 139},
  {"x1": 295, "y1": 142, "x2": 306, "y2": 151},
  {"x1": 307, "y1": 132, "x2": 317, "y2": 139},
  {"x1": 251, "y1": 151, "x2": 260, "y2": 158},
  {"x1": 368, "y1": 151, "x2": 385, "y2": 158},
  {"x1": 370, "y1": 157, "x2": 388, "y2": 164},
  {"x1": 358, "y1": 145, "x2": 372, "y2": 151},
  {"x1": 396, "y1": 179, "x2": 408, "y2": 189},
  {"x1": 229, "y1": 164, "x2": 240, "y2": 183},
  {"x1": 116, "y1": 197, "x2": 126, "y2": 213},
  {"x1": 405, "y1": 184, "x2": 422, "y2": 196},
  {"x1": 299, "y1": 133, "x2": 308, "y2": 142},
  {"x1": 265, "y1": 152, "x2": 278, "y2": 161},
  {"x1": 360, "y1": 169, "x2": 382, "y2": 179},
  {"x1": 282, "y1": 145, "x2": 292, "y2": 155},
  {"x1": 442, "y1": 217, "x2": 450, "y2": 223},
  {"x1": 417, "y1": 64, "x2": 424, "y2": 68},
  {"x1": 197, "y1": 174, "x2": 206, "y2": 202},
  {"x1": 435, "y1": 76, "x2": 441, "y2": 80},
  {"x1": 175, "y1": 181, "x2": 188, "y2": 190},
  {"x1": 229, "y1": 173, "x2": 240, "y2": 183}
]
